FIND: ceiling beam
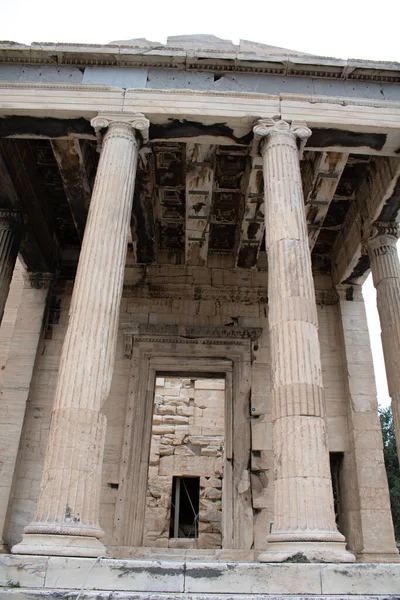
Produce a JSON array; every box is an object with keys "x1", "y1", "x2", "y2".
[
  {"x1": 0, "y1": 140, "x2": 59, "y2": 272},
  {"x1": 304, "y1": 151, "x2": 348, "y2": 251},
  {"x1": 236, "y1": 156, "x2": 264, "y2": 268},
  {"x1": 132, "y1": 147, "x2": 156, "y2": 264},
  {"x1": 332, "y1": 155, "x2": 400, "y2": 284},
  {"x1": 51, "y1": 139, "x2": 92, "y2": 242},
  {"x1": 185, "y1": 143, "x2": 215, "y2": 267},
  {"x1": 0, "y1": 152, "x2": 19, "y2": 209}
]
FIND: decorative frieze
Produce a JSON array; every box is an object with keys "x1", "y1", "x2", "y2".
[
  {"x1": 123, "y1": 283, "x2": 268, "y2": 304},
  {"x1": 122, "y1": 282, "x2": 335, "y2": 306}
]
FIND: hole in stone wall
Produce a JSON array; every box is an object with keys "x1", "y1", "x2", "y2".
[{"x1": 330, "y1": 452, "x2": 344, "y2": 533}]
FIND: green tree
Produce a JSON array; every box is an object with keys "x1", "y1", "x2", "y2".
[{"x1": 379, "y1": 406, "x2": 400, "y2": 544}]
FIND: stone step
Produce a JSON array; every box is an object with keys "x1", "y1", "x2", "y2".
[
  {"x1": 1, "y1": 556, "x2": 400, "y2": 599},
  {"x1": 0, "y1": 592, "x2": 399, "y2": 599}
]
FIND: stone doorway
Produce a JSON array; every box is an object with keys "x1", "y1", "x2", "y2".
[
  {"x1": 143, "y1": 376, "x2": 225, "y2": 549},
  {"x1": 115, "y1": 326, "x2": 259, "y2": 551}
]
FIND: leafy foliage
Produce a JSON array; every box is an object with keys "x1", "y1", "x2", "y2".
[{"x1": 379, "y1": 406, "x2": 400, "y2": 543}]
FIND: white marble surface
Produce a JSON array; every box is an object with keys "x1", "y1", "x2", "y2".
[
  {"x1": 45, "y1": 557, "x2": 185, "y2": 592},
  {"x1": 1, "y1": 557, "x2": 400, "y2": 596},
  {"x1": 0, "y1": 554, "x2": 47, "y2": 587},
  {"x1": 185, "y1": 562, "x2": 322, "y2": 594}
]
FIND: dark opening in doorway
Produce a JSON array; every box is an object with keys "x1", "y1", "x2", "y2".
[{"x1": 169, "y1": 476, "x2": 200, "y2": 538}]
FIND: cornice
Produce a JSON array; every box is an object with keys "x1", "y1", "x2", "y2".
[{"x1": 1, "y1": 43, "x2": 400, "y2": 83}]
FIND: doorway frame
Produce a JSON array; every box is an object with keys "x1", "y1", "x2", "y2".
[{"x1": 114, "y1": 324, "x2": 261, "y2": 550}]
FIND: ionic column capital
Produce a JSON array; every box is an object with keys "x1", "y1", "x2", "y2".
[
  {"x1": 368, "y1": 221, "x2": 400, "y2": 246},
  {"x1": 253, "y1": 118, "x2": 311, "y2": 154},
  {"x1": 0, "y1": 209, "x2": 22, "y2": 231},
  {"x1": 91, "y1": 112, "x2": 150, "y2": 149},
  {"x1": 366, "y1": 222, "x2": 400, "y2": 284}
]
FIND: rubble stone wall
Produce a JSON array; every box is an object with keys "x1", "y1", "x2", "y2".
[{"x1": 144, "y1": 376, "x2": 224, "y2": 549}]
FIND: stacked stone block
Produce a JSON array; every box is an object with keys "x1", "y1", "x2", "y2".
[{"x1": 143, "y1": 377, "x2": 224, "y2": 549}]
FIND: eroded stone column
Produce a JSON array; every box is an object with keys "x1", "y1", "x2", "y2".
[
  {"x1": 254, "y1": 118, "x2": 353, "y2": 562},
  {"x1": 0, "y1": 269, "x2": 52, "y2": 553},
  {"x1": 337, "y1": 284, "x2": 399, "y2": 561},
  {"x1": 367, "y1": 224, "x2": 400, "y2": 466},
  {"x1": 12, "y1": 113, "x2": 149, "y2": 557},
  {"x1": 0, "y1": 211, "x2": 21, "y2": 325}
]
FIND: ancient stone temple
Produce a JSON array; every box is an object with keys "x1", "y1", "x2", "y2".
[{"x1": 0, "y1": 34, "x2": 400, "y2": 597}]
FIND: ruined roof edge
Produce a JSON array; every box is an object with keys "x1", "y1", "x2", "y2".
[{"x1": 0, "y1": 41, "x2": 400, "y2": 82}]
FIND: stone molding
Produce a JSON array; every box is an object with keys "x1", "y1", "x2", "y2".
[
  {"x1": 122, "y1": 324, "x2": 262, "y2": 359},
  {"x1": 4, "y1": 82, "x2": 400, "y2": 108},
  {"x1": 2, "y1": 41, "x2": 400, "y2": 82}
]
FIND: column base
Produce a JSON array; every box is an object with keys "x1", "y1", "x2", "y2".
[
  {"x1": 0, "y1": 540, "x2": 9, "y2": 554},
  {"x1": 258, "y1": 541, "x2": 355, "y2": 563},
  {"x1": 11, "y1": 533, "x2": 107, "y2": 558},
  {"x1": 356, "y1": 551, "x2": 400, "y2": 563}
]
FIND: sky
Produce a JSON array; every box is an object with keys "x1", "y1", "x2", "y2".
[
  {"x1": 1, "y1": 0, "x2": 400, "y2": 63},
  {"x1": 1, "y1": 0, "x2": 399, "y2": 407}
]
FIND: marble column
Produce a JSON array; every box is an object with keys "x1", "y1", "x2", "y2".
[
  {"x1": 0, "y1": 269, "x2": 52, "y2": 553},
  {"x1": 0, "y1": 210, "x2": 21, "y2": 325},
  {"x1": 12, "y1": 113, "x2": 149, "y2": 557},
  {"x1": 337, "y1": 284, "x2": 399, "y2": 561},
  {"x1": 367, "y1": 224, "x2": 400, "y2": 466},
  {"x1": 254, "y1": 118, "x2": 354, "y2": 562}
]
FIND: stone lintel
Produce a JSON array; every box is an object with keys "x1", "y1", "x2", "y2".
[{"x1": 122, "y1": 324, "x2": 263, "y2": 359}]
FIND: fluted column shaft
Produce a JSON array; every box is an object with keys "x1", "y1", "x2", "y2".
[
  {"x1": 367, "y1": 226, "x2": 400, "y2": 465},
  {"x1": 0, "y1": 211, "x2": 21, "y2": 324},
  {"x1": 254, "y1": 119, "x2": 348, "y2": 561},
  {"x1": 13, "y1": 114, "x2": 148, "y2": 557}
]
